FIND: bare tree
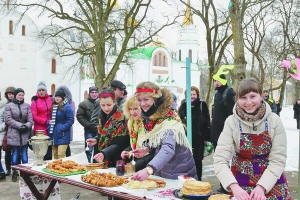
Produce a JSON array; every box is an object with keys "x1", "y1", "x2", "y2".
[
  {"x1": 179, "y1": 0, "x2": 232, "y2": 103},
  {"x1": 1, "y1": 0, "x2": 180, "y2": 88}
]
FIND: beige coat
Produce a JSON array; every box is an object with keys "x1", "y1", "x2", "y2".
[{"x1": 213, "y1": 101, "x2": 287, "y2": 193}]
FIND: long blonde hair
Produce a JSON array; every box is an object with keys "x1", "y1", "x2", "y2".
[{"x1": 123, "y1": 95, "x2": 141, "y2": 119}]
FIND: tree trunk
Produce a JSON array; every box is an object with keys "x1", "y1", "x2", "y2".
[{"x1": 229, "y1": 0, "x2": 247, "y2": 89}]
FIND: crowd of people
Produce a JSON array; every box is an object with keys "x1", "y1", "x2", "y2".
[{"x1": 0, "y1": 75, "x2": 293, "y2": 200}]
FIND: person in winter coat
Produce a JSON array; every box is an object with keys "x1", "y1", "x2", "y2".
[
  {"x1": 30, "y1": 81, "x2": 52, "y2": 160},
  {"x1": 76, "y1": 86, "x2": 99, "y2": 163},
  {"x1": 49, "y1": 90, "x2": 74, "y2": 159},
  {"x1": 4, "y1": 88, "x2": 33, "y2": 182},
  {"x1": 86, "y1": 88, "x2": 129, "y2": 167},
  {"x1": 0, "y1": 91, "x2": 11, "y2": 180},
  {"x1": 2, "y1": 87, "x2": 15, "y2": 176},
  {"x1": 293, "y1": 99, "x2": 300, "y2": 129},
  {"x1": 213, "y1": 78, "x2": 291, "y2": 200},
  {"x1": 263, "y1": 90, "x2": 277, "y2": 113},
  {"x1": 57, "y1": 86, "x2": 75, "y2": 157},
  {"x1": 178, "y1": 86, "x2": 210, "y2": 180},
  {"x1": 211, "y1": 74, "x2": 236, "y2": 151},
  {"x1": 121, "y1": 95, "x2": 154, "y2": 171},
  {"x1": 131, "y1": 81, "x2": 197, "y2": 181},
  {"x1": 275, "y1": 100, "x2": 282, "y2": 116}
]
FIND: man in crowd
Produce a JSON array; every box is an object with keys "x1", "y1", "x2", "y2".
[
  {"x1": 76, "y1": 86, "x2": 99, "y2": 163},
  {"x1": 211, "y1": 74, "x2": 236, "y2": 194},
  {"x1": 263, "y1": 90, "x2": 277, "y2": 113}
]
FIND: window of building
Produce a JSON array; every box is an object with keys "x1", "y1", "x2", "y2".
[
  {"x1": 189, "y1": 49, "x2": 192, "y2": 62},
  {"x1": 8, "y1": 43, "x2": 14, "y2": 50},
  {"x1": 153, "y1": 51, "x2": 168, "y2": 67},
  {"x1": 51, "y1": 58, "x2": 56, "y2": 73},
  {"x1": 179, "y1": 50, "x2": 181, "y2": 61},
  {"x1": 9, "y1": 20, "x2": 13, "y2": 35},
  {"x1": 22, "y1": 25, "x2": 25, "y2": 36},
  {"x1": 51, "y1": 84, "x2": 55, "y2": 96},
  {"x1": 20, "y1": 44, "x2": 26, "y2": 51}
]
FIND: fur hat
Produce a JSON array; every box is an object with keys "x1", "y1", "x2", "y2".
[
  {"x1": 14, "y1": 88, "x2": 25, "y2": 97},
  {"x1": 54, "y1": 90, "x2": 66, "y2": 99},
  {"x1": 37, "y1": 81, "x2": 47, "y2": 92},
  {"x1": 5, "y1": 86, "x2": 16, "y2": 99},
  {"x1": 89, "y1": 86, "x2": 98, "y2": 94},
  {"x1": 110, "y1": 80, "x2": 126, "y2": 90}
]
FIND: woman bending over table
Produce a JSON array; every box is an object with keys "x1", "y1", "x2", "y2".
[
  {"x1": 87, "y1": 89, "x2": 129, "y2": 167},
  {"x1": 131, "y1": 81, "x2": 197, "y2": 181},
  {"x1": 213, "y1": 78, "x2": 291, "y2": 200}
]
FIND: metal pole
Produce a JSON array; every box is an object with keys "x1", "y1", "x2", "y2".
[
  {"x1": 185, "y1": 57, "x2": 192, "y2": 144},
  {"x1": 297, "y1": 113, "x2": 300, "y2": 200}
]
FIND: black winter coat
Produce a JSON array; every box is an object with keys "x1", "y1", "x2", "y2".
[
  {"x1": 76, "y1": 96, "x2": 97, "y2": 134},
  {"x1": 211, "y1": 85, "x2": 236, "y2": 142},
  {"x1": 293, "y1": 103, "x2": 300, "y2": 119},
  {"x1": 178, "y1": 98, "x2": 210, "y2": 160}
]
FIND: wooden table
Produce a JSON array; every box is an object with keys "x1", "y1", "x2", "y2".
[{"x1": 12, "y1": 164, "x2": 147, "y2": 200}]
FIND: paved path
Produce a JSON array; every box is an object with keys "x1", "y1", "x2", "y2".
[{"x1": 1, "y1": 141, "x2": 298, "y2": 199}]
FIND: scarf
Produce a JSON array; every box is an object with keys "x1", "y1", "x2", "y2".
[
  {"x1": 128, "y1": 118, "x2": 143, "y2": 150},
  {"x1": 97, "y1": 110, "x2": 127, "y2": 151},
  {"x1": 235, "y1": 103, "x2": 266, "y2": 121},
  {"x1": 49, "y1": 104, "x2": 58, "y2": 136},
  {"x1": 138, "y1": 110, "x2": 192, "y2": 152}
]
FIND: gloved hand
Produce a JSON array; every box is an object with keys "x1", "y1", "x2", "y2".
[{"x1": 19, "y1": 124, "x2": 28, "y2": 133}]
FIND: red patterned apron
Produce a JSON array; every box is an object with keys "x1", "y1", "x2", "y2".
[{"x1": 230, "y1": 119, "x2": 291, "y2": 200}]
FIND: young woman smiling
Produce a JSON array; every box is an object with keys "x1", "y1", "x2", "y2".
[
  {"x1": 213, "y1": 78, "x2": 291, "y2": 200},
  {"x1": 131, "y1": 81, "x2": 197, "y2": 181},
  {"x1": 121, "y1": 95, "x2": 154, "y2": 171}
]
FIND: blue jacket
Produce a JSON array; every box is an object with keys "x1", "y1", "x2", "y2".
[{"x1": 50, "y1": 103, "x2": 74, "y2": 145}]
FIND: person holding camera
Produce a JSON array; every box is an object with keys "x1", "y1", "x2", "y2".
[{"x1": 4, "y1": 88, "x2": 33, "y2": 182}]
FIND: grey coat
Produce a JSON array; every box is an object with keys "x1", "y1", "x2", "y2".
[
  {"x1": 5, "y1": 100, "x2": 33, "y2": 146},
  {"x1": 148, "y1": 130, "x2": 197, "y2": 180},
  {"x1": 0, "y1": 98, "x2": 8, "y2": 144}
]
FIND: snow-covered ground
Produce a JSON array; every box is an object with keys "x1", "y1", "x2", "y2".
[{"x1": 72, "y1": 105, "x2": 299, "y2": 172}]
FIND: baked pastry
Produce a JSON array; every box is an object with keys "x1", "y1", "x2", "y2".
[
  {"x1": 86, "y1": 163, "x2": 104, "y2": 170},
  {"x1": 180, "y1": 180, "x2": 212, "y2": 195},
  {"x1": 208, "y1": 194, "x2": 230, "y2": 200}
]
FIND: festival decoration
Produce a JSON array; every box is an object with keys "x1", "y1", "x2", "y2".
[
  {"x1": 282, "y1": 58, "x2": 300, "y2": 80},
  {"x1": 213, "y1": 65, "x2": 235, "y2": 85}
]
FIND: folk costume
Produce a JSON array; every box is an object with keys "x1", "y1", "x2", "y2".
[
  {"x1": 122, "y1": 117, "x2": 154, "y2": 171},
  {"x1": 137, "y1": 88, "x2": 197, "y2": 180},
  {"x1": 214, "y1": 101, "x2": 291, "y2": 199},
  {"x1": 95, "y1": 105, "x2": 129, "y2": 167}
]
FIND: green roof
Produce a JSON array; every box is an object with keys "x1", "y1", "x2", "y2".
[{"x1": 129, "y1": 46, "x2": 171, "y2": 59}]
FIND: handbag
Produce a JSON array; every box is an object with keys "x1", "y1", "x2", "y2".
[
  {"x1": 2, "y1": 126, "x2": 10, "y2": 151},
  {"x1": 2, "y1": 133, "x2": 10, "y2": 151}
]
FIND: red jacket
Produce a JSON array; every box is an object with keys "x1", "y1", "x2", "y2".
[{"x1": 30, "y1": 94, "x2": 52, "y2": 135}]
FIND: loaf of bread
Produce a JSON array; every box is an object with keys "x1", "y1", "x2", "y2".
[
  {"x1": 180, "y1": 180, "x2": 212, "y2": 195},
  {"x1": 208, "y1": 194, "x2": 230, "y2": 200}
]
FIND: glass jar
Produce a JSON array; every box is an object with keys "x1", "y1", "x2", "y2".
[
  {"x1": 116, "y1": 160, "x2": 125, "y2": 176},
  {"x1": 125, "y1": 163, "x2": 136, "y2": 176}
]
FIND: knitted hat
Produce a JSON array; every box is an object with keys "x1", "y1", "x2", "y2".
[
  {"x1": 4, "y1": 86, "x2": 16, "y2": 99},
  {"x1": 14, "y1": 88, "x2": 25, "y2": 97},
  {"x1": 89, "y1": 86, "x2": 98, "y2": 94},
  {"x1": 37, "y1": 81, "x2": 47, "y2": 92},
  {"x1": 54, "y1": 90, "x2": 66, "y2": 99}
]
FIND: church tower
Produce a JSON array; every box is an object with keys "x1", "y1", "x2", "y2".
[{"x1": 176, "y1": 0, "x2": 199, "y2": 63}]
